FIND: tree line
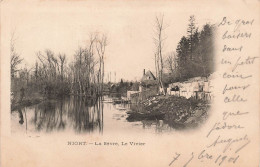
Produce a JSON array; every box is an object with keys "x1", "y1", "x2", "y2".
[
  {"x1": 153, "y1": 15, "x2": 215, "y2": 89},
  {"x1": 11, "y1": 33, "x2": 108, "y2": 103}
]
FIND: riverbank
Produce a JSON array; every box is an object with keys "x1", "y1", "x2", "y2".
[
  {"x1": 11, "y1": 93, "x2": 101, "y2": 112},
  {"x1": 11, "y1": 98, "x2": 43, "y2": 111},
  {"x1": 11, "y1": 92, "x2": 63, "y2": 111},
  {"x1": 126, "y1": 95, "x2": 210, "y2": 129}
]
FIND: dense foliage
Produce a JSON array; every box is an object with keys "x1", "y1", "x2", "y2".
[{"x1": 165, "y1": 15, "x2": 215, "y2": 83}]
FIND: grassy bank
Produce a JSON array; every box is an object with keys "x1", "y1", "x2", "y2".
[{"x1": 127, "y1": 95, "x2": 210, "y2": 129}]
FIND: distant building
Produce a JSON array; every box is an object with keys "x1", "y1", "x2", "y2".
[
  {"x1": 127, "y1": 69, "x2": 158, "y2": 103},
  {"x1": 141, "y1": 69, "x2": 156, "y2": 82}
]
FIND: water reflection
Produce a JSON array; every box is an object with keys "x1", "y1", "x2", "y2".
[
  {"x1": 141, "y1": 120, "x2": 171, "y2": 133},
  {"x1": 68, "y1": 96, "x2": 103, "y2": 133},
  {"x1": 18, "y1": 109, "x2": 24, "y2": 124},
  {"x1": 19, "y1": 96, "x2": 104, "y2": 133},
  {"x1": 12, "y1": 96, "x2": 175, "y2": 135}
]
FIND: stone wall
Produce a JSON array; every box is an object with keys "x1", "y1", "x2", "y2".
[{"x1": 167, "y1": 76, "x2": 214, "y2": 100}]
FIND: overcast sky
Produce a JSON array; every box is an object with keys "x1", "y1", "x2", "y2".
[{"x1": 2, "y1": 1, "x2": 218, "y2": 82}]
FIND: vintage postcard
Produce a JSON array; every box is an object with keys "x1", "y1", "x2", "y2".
[{"x1": 1, "y1": 0, "x2": 259, "y2": 166}]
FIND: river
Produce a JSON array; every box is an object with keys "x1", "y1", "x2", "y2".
[{"x1": 11, "y1": 96, "x2": 174, "y2": 136}]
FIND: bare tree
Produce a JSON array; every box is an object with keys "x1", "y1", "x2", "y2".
[
  {"x1": 87, "y1": 33, "x2": 97, "y2": 96},
  {"x1": 165, "y1": 51, "x2": 177, "y2": 74},
  {"x1": 153, "y1": 14, "x2": 167, "y2": 95},
  {"x1": 96, "y1": 33, "x2": 108, "y2": 97},
  {"x1": 10, "y1": 32, "x2": 23, "y2": 78},
  {"x1": 154, "y1": 53, "x2": 158, "y2": 79},
  {"x1": 11, "y1": 31, "x2": 108, "y2": 100},
  {"x1": 58, "y1": 53, "x2": 66, "y2": 81}
]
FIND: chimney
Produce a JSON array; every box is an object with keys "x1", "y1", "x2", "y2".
[{"x1": 143, "y1": 69, "x2": 145, "y2": 76}]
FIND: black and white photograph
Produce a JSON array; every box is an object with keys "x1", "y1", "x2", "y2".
[
  {"x1": 10, "y1": 8, "x2": 215, "y2": 136},
  {"x1": 1, "y1": 1, "x2": 259, "y2": 167}
]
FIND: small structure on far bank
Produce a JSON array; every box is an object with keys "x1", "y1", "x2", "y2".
[
  {"x1": 127, "y1": 69, "x2": 215, "y2": 103},
  {"x1": 167, "y1": 73, "x2": 216, "y2": 101},
  {"x1": 141, "y1": 69, "x2": 156, "y2": 82},
  {"x1": 127, "y1": 69, "x2": 158, "y2": 103}
]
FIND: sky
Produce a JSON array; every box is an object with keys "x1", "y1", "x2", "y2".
[{"x1": 2, "y1": 1, "x2": 218, "y2": 82}]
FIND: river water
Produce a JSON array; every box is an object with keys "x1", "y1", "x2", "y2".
[{"x1": 11, "y1": 96, "x2": 174, "y2": 136}]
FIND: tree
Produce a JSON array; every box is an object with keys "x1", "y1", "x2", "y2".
[
  {"x1": 190, "y1": 23, "x2": 215, "y2": 77},
  {"x1": 187, "y1": 15, "x2": 198, "y2": 61},
  {"x1": 58, "y1": 53, "x2": 66, "y2": 81},
  {"x1": 174, "y1": 16, "x2": 215, "y2": 81},
  {"x1": 10, "y1": 32, "x2": 23, "y2": 78},
  {"x1": 186, "y1": 15, "x2": 201, "y2": 77},
  {"x1": 165, "y1": 51, "x2": 177, "y2": 74},
  {"x1": 96, "y1": 33, "x2": 108, "y2": 97},
  {"x1": 199, "y1": 23, "x2": 215, "y2": 74},
  {"x1": 153, "y1": 14, "x2": 167, "y2": 95},
  {"x1": 176, "y1": 36, "x2": 189, "y2": 79}
]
